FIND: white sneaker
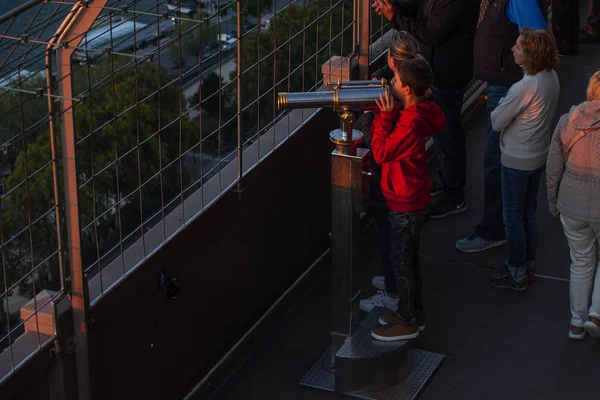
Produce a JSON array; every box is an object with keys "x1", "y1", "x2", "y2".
[
  {"x1": 372, "y1": 276, "x2": 385, "y2": 291},
  {"x1": 359, "y1": 291, "x2": 398, "y2": 313},
  {"x1": 584, "y1": 320, "x2": 600, "y2": 338},
  {"x1": 568, "y1": 327, "x2": 586, "y2": 340}
]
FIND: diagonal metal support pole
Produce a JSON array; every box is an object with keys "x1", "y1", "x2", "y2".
[{"x1": 54, "y1": 1, "x2": 109, "y2": 399}]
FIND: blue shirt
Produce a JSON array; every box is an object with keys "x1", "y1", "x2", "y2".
[{"x1": 505, "y1": 0, "x2": 548, "y2": 30}]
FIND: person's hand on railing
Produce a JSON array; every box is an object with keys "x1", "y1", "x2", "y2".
[{"x1": 372, "y1": 0, "x2": 396, "y2": 21}]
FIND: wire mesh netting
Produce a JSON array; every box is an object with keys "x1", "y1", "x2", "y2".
[
  {"x1": 0, "y1": 0, "x2": 355, "y2": 381},
  {"x1": 62, "y1": 0, "x2": 355, "y2": 300},
  {"x1": 0, "y1": 0, "x2": 69, "y2": 382}
]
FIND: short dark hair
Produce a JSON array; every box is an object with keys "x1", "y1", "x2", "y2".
[{"x1": 392, "y1": 54, "x2": 434, "y2": 98}]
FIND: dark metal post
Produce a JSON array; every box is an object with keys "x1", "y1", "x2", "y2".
[
  {"x1": 48, "y1": 295, "x2": 76, "y2": 400},
  {"x1": 355, "y1": 0, "x2": 371, "y2": 79},
  {"x1": 329, "y1": 117, "x2": 369, "y2": 365},
  {"x1": 236, "y1": 0, "x2": 243, "y2": 197}
]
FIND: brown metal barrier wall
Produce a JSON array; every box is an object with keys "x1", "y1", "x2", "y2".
[
  {"x1": 86, "y1": 110, "x2": 337, "y2": 399},
  {"x1": 0, "y1": 107, "x2": 337, "y2": 400}
]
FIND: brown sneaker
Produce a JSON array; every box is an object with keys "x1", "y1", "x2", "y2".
[
  {"x1": 371, "y1": 322, "x2": 418, "y2": 341},
  {"x1": 379, "y1": 312, "x2": 426, "y2": 331},
  {"x1": 378, "y1": 312, "x2": 400, "y2": 326}
]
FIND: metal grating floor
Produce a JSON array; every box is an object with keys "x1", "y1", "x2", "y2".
[
  {"x1": 336, "y1": 307, "x2": 407, "y2": 359},
  {"x1": 299, "y1": 348, "x2": 444, "y2": 400}
]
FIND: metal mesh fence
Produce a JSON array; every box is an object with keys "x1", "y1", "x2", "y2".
[
  {"x1": 61, "y1": 0, "x2": 356, "y2": 301},
  {"x1": 0, "y1": 0, "x2": 355, "y2": 380},
  {"x1": 0, "y1": 0, "x2": 69, "y2": 382},
  {"x1": 0, "y1": 0, "x2": 351, "y2": 301}
]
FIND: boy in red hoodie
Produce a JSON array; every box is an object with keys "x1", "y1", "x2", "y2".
[{"x1": 369, "y1": 55, "x2": 446, "y2": 341}]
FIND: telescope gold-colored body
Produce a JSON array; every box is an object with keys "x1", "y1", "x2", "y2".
[{"x1": 277, "y1": 80, "x2": 390, "y2": 112}]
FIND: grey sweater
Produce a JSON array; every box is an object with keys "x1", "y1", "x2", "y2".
[
  {"x1": 546, "y1": 100, "x2": 600, "y2": 223},
  {"x1": 491, "y1": 70, "x2": 560, "y2": 170}
]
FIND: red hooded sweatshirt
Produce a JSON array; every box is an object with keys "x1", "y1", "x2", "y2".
[{"x1": 370, "y1": 100, "x2": 446, "y2": 212}]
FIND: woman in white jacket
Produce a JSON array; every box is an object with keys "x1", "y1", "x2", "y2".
[
  {"x1": 546, "y1": 71, "x2": 600, "y2": 339},
  {"x1": 487, "y1": 28, "x2": 560, "y2": 292}
]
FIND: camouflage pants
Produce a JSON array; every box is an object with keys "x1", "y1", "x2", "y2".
[{"x1": 389, "y1": 210, "x2": 425, "y2": 325}]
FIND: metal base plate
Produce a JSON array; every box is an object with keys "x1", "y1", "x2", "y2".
[
  {"x1": 299, "y1": 348, "x2": 444, "y2": 399},
  {"x1": 337, "y1": 307, "x2": 408, "y2": 359}
]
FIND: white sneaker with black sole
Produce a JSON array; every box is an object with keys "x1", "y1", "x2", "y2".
[{"x1": 359, "y1": 291, "x2": 398, "y2": 313}]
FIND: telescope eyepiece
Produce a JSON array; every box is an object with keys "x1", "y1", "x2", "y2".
[{"x1": 278, "y1": 92, "x2": 288, "y2": 110}]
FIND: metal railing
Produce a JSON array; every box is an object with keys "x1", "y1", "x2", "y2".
[
  {"x1": 0, "y1": 0, "x2": 356, "y2": 387},
  {"x1": 64, "y1": 0, "x2": 356, "y2": 303}
]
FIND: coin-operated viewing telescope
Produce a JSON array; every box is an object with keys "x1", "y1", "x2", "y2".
[
  {"x1": 279, "y1": 80, "x2": 421, "y2": 395},
  {"x1": 277, "y1": 79, "x2": 390, "y2": 155},
  {"x1": 279, "y1": 80, "x2": 397, "y2": 381}
]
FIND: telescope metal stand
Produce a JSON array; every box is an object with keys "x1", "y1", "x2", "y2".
[{"x1": 298, "y1": 116, "x2": 444, "y2": 399}]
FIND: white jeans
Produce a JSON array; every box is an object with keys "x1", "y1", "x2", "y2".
[{"x1": 561, "y1": 215, "x2": 600, "y2": 327}]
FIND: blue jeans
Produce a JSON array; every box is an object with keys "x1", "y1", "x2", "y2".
[
  {"x1": 373, "y1": 213, "x2": 398, "y2": 294},
  {"x1": 475, "y1": 84, "x2": 512, "y2": 241},
  {"x1": 501, "y1": 165, "x2": 544, "y2": 277},
  {"x1": 433, "y1": 88, "x2": 467, "y2": 203}
]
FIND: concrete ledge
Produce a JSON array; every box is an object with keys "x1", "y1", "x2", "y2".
[
  {"x1": 19, "y1": 290, "x2": 58, "y2": 337},
  {"x1": 0, "y1": 331, "x2": 53, "y2": 383}
]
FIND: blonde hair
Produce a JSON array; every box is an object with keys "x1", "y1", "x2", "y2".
[
  {"x1": 587, "y1": 71, "x2": 600, "y2": 101},
  {"x1": 388, "y1": 31, "x2": 433, "y2": 97},
  {"x1": 389, "y1": 30, "x2": 420, "y2": 63},
  {"x1": 519, "y1": 28, "x2": 558, "y2": 75}
]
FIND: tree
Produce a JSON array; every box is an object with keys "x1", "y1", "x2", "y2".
[
  {"x1": 0, "y1": 58, "x2": 197, "y2": 300},
  {"x1": 0, "y1": 75, "x2": 49, "y2": 179},
  {"x1": 167, "y1": 13, "x2": 218, "y2": 62},
  {"x1": 0, "y1": 75, "x2": 59, "y2": 300},
  {"x1": 188, "y1": 72, "x2": 227, "y2": 114},
  {"x1": 1, "y1": 133, "x2": 60, "y2": 298},
  {"x1": 71, "y1": 60, "x2": 197, "y2": 270},
  {"x1": 243, "y1": 0, "x2": 271, "y2": 20},
  {"x1": 233, "y1": 0, "x2": 354, "y2": 144}
]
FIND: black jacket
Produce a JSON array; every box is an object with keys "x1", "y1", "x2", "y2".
[
  {"x1": 371, "y1": 65, "x2": 395, "y2": 81},
  {"x1": 473, "y1": 0, "x2": 522, "y2": 85},
  {"x1": 391, "y1": 0, "x2": 479, "y2": 89}
]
